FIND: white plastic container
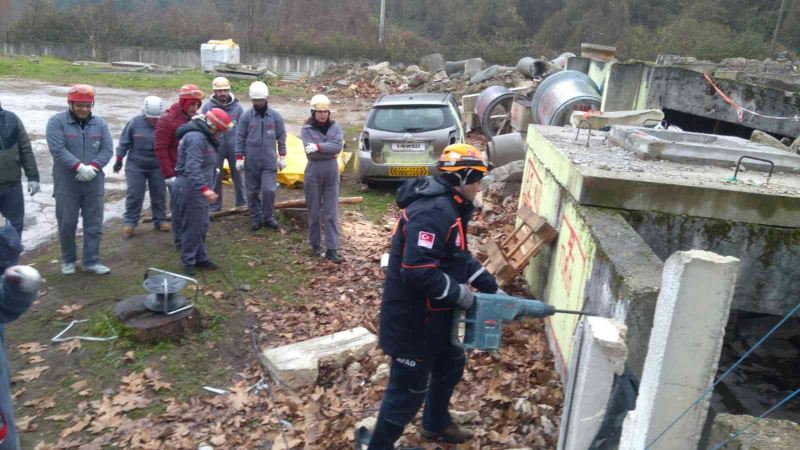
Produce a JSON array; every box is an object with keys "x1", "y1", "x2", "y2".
[{"x1": 200, "y1": 39, "x2": 240, "y2": 72}]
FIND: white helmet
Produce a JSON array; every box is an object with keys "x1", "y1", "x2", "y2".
[
  {"x1": 212, "y1": 76, "x2": 231, "y2": 91},
  {"x1": 249, "y1": 81, "x2": 269, "y2": 100},
  {"x1": 310, "y1": 94, "x2": 331, "y2": 111},
  {"x1": 143, "y1": 96, "x2": 164, "y2": 118}
]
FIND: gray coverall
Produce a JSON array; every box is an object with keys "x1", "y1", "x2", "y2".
[
  {"x1": 201, "y1": 95, "x2": 245, "y2": 211},
  {"x1": 0, "y1": 224, "x2": 35, "y2": 450},
  {"x1": 301, "y1": 121, "x2": 343, "y2": 251},
  {"x1": 235, "y1": 107, "x2": 286, "y2": 227},
  {"x1": 46, "y1": 111, "x2": 113, "y2": 266},
  {"x1": 174, "y1": 121, "x2": 217, "y2": 268},
  {"x1": 116, "y1": 114, "x2": 167, "y2": 227}
]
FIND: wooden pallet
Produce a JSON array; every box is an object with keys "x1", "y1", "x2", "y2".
[{"x1": 485, "y1": 206, "x2": 557, "y2": 286}]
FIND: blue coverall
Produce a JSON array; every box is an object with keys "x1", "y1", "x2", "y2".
[
  {"x1": 300, "y1": 120, "x2": 344, "y2": 251},
  {"x1": 235, "y1": 106, "x2": 286, "y2": 227},
  {"x1": 201, "y1": 94, "x2": 245, "y2": 211},
  {"x1": 45, "y1": 111, "x2": 113, "y2": 267},
  {"x1": 116, "y1": 114, "x2": 167, "y2": 228}
]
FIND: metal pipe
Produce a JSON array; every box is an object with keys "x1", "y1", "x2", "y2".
[
  {"x1": 487, "y1": 132, "x2": 526, "y2": 167},
  {"x1": 516, "y1": 57, "x2": 547, "y2": 79},
  {"x1": 475, "y1": 85, "x2": 515, "y2": 138},
  {"x1": 531, "y1": 70, "x2": 601, "y2": 126}
]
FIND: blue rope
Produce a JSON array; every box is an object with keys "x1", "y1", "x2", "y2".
[
  {"x1": 709, "y1": 386, "x2": 800, "y2": 450},
  {"x1": 645, "y1": 300, "x2": 800, "y2": 449}
]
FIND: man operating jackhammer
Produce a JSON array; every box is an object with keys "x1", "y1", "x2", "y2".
[{"x1": 365, "y1": 144, "x2": 502, "y2": 449}]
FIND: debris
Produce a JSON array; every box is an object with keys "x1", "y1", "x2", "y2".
[
  {"x1": 213, "y1": 62, "x2": 269, "y2": 80},
  {"x1": 202, "y1": 386, "x2": 230, "y2": 395},
  {"x1": 419, "y1": 52, "x2": 446, "y2": 73},
  {"x1": 750, "y1": 130, "x2": 791, "y2": 151}
]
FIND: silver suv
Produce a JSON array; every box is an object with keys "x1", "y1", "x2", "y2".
[{"x1": 355, "y1": 93, "x2": 464, "y2": 184}]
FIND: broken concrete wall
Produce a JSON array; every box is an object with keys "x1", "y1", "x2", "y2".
[
  {"x1": 704, "y1": 413, "x2": 800, "y2": 450},
  {"x1": 621, "y1": 211, "x2": 800, "y2": 317},
  {"x1": 601, "y1": 62, "x2": 654, "y2": 112},
  {"x1": 519, "y1": 131, "x2": 662, "y2": 381},
  {"x1": 646, "y1": 66, "x2": 800, "y2": 138}
]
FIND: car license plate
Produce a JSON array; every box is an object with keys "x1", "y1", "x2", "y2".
[
  {"x1": 391, "y1": 142, "x2": 426, "y2": 152},
  {"x1": 389, "y1": 167, "x2": 429, "y2": 177}
]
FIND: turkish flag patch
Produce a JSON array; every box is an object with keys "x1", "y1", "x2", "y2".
[{"x1": 418, "y1": 231, "x2": 436, "y2": 249}]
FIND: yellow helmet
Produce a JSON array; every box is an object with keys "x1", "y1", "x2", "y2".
[
  {"x1": 437, "y1": 143, "x2": 492, "y2": 173},
  {"x1": 212, "y1": 77, "x2": 231, "y2": 90},
  {"x1": 310, "y1": 94, "x2": 331, "y2": 111}
]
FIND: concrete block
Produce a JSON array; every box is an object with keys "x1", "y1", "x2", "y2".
[
  {"x1": 750, "y1": 130, "x2": 792, "y2": 151},
  {"x1": 260, "y1": 327, "x2": 377, "y2": 390},
  {"x1": 704, "y1": 413, "x2": 800, "y2": 450},
  {"x1": 619, "y1": 250, "x2": 740, "y2": 450},
  {"x1": 419, "y1": 53, "x2": 445, "y2": 73},
  {"x1": 581, "y1": 43, "x2": 617, "y2": 62},
  {"x1": 558, "y1": 317, "x2": 628, "y2": 450},
  {"x1": 464, "y1": 57, "x2": 485, "y2": 77},
  {"x1": 569, "y1": 109, "x2": 664, "y2": 129},
  {"x1": 511, "y1": 98, "x2": 533, "y2": 133},
  {"x1": 461, "y1": 93, "x2": 479, "y2": 113}
]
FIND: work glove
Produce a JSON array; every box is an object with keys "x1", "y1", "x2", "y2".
[
  {"x1": 277, "y1": 156, "x2": 286, "y2": 171},
  {"x1": 75, "y1": 163, "x2": 97, "y2": 182},
  {"x1": 165, "y1": 177, "x2": 176, "y2": 187},
  {"x1": 305, "y1": 143, "x2": 318, "y2": 154},
  {"x1": 456, "y1": 284, "x2": 475, "y2": 310},
  {"x1": 27, "y1": 181, "x2": 40, "y2": 196},
  {"x1": 4, "y1": 265, "x2": 42, "y2": 293},
  {"x1": 235, "y1": 159, "x2": 245, "y2": 172},
  {"x1": 113, "y1": 158, "x2": 123, "y2": 173}
]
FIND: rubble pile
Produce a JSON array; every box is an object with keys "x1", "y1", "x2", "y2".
[{"x1": 309, "y1": 52, "x2": 552, "y2": 100}]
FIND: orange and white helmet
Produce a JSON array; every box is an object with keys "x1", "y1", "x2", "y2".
[
  {"x1": 67, "y1": 84, "x2": 95, "y2": 103},
  {"x1": 178, "y1": 84, "x2": 204, "y2": 100},
  {"x1": 205, "y1": 107, "x2": 233, "y2": 132},
  {"x1": 437, "y1": 143, "x2": 492, "y2": 173}
]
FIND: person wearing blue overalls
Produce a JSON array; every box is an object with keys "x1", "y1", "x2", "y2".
[
  {"x1": 45, "y1": 84, "x2": 113, "y2": 275},
  {"x1": 301, "y1": 94, "x2": 344, "y2": 263},
  {"x1": 201, "y1": 77, "x2": 245, "y2": 212},
  {"x1": 114, "y1": 96, "x2": 169, "y2": 237},
  {"x1": 174, "y1": 108, "x2": 232, "y2": 276},
  {"x1": 235, "y1": 81, "x2": 286, "y2": 231},
  {"x1": 0, "y1": 224, "x2": 41, "y2": 450}
]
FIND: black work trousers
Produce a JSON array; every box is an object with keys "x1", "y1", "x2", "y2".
[{"x1": 367, "y1": 344, "x2": 466, "y2": 450}]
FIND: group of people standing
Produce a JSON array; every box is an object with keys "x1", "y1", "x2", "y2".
[{"x1": 11, "y1": 78, "x2": 345, "y2": 278}]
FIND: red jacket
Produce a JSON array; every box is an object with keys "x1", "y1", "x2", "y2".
[{"x1": 154, "y1": 102, "x2": 190, "y2": 178}]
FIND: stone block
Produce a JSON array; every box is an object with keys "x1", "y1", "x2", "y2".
[
  {"x1": 705, "y1": 414, "x2": 800, "y2": 450},
  {"x1": 750, "y1": 130, "x2": 791, "y2": 151},
  {"x1": 464, "y1": 58, "x2": 485, "y2": 77},
  {"x1": 620, "y1": 250, "x2": 740, "y2": 450},
  {"x1": 420, "y1": 52, "x2": 445, "y2": 73},
  {"x1": 260, "y1": 327, "x2": 377, "y2": 390},
  {"x1": 461, "y1": 93, "x2": 480, "y2": 113}
]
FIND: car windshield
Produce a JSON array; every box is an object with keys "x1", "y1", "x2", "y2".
[{"x1": 367, "y1": 105, "x2": 455, "y2": 133}]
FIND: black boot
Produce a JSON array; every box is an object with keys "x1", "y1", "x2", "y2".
[
  {"x1": 325, "y1": 249, "x2": 343, "y2": 264},
  {"x1": 264, "y1": 218, "x2": 280, "y2": 230},
  {"x1": 366, "y1": 418, "x2": 405, "y2": 450},
  {"x1": 195, "y1": 260, "x2": 218, "y2": 271}
]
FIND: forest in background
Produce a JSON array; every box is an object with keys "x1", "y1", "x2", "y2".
[{"x1": 2, "y1": 0, "x2": 798, "y2": 63}]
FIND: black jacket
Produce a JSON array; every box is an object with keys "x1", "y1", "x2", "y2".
[
  {"x1": 379, "y1": 176, "x2": 498, "y2": 358},
  {"x1": 0, "y1": 106, "x2": 39, "y2": 187}
]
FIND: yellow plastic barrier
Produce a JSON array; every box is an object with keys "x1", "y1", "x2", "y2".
[
  {"x1": 222, "y1": 133, "x2": 350, "y2": 188},
  {"x1": 206, "y1": 39, "x2": 238, "y2": 48}
]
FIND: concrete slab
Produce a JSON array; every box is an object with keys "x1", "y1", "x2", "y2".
[
  {"x1": 259, "y1": 327, "x2": 377, "y2": 390},
  {"x1": 527, "y1": 125, "x2": 800, "y2": 227},
  {"x1": 558, "y1": 317, "x2": 627, "y2": 450},
  {"x1": 609, "y1": 126, "x2": 800, "y2": 172},
  {"x1": 569, "y1": 110, "x2": 664, "y2": 129},
  {"x1": 619, "y1": 250, "x2": 740, "y2": 450}
]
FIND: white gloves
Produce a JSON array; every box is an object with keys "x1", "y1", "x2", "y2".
[
  {"x1": 75, "y1": 163, "x2": 98, "y2": 182},
  {"x1": 305, "y1": 143, "x2": 318, "y2": 154},
  {"x1": 27, "y1": 181, "x2": 40, "y2": 196},
  {"x1": 277, "y1": 156, "x2": 286, "y2": 171},
  {"x1": 235, "y1": 159, "x2": 245, "y2": 172},
  {"x1": 165, "y1": 177, "x2": 176, "y2": 187},
  {"x1": 456, "y1": 284, "x2": 475, "y2": 310},
  {"x1": 4, "y1": 265, "x2": 42, "y2": 293}
]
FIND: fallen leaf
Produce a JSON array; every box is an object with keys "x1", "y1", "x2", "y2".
[
  {"x1": 60, "y1": 415, "x2": 91, "y2": 438},
  {"x1": 28, "y1": 355, "x2": 45, "y2": 364},
  {"x1": 16, "y1": 415, "x2": 38, "y2": 432},
  {"x1": 17, "y1": 342, "x2": 47, "y2": 354},
  {"x1": 56, "y1": 304, "x2": 83, "y2": 316},
  {"x1": 59, "y1": 340, "x2": 82, "y2": 354},
  {"x1": 45, "y1": 414, "x2": 72, "y2": 421},
  {"x1": 13, "y1": 366, "x2": 49, "y2": 383},
  {"x1": 210, "y1": 434, "x2": 226, "y2": 446},
  {"x1": 123, "y1": 351, "x2": 135, "y2": 362},
  {"x1": 70, "y1": 380, "x2": 88, "y2": 392}
]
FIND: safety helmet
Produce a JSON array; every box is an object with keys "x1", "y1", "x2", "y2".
[
  {"x1": 248, "y1": 81, "x2": 269, "y2": 100},
  {"x1": 437, "y1": 143, "x2": 492, "y2": 174},
  {"x1": 310, "y1": 94, "x2": 331, "y2": 112},
  {"x1": 143, "y1": 96, "x2": 165, "y2": 118},
  {"x1": 67, "y1": 84, "x2": 95, "y2": 103},
  {"x1": 205, "y1": 107, "x2": 233, "y2": 132},
  {"x1": 212, "y1": 77, "x2": 231, "y2": 91},
  {"x1": 178, "y1": 84, "x2": 204, "y2": 100}
]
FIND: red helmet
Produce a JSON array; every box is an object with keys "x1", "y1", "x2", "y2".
[
  {"x1": 205, "y1": 108, "x2": 233, "y2": 132},
  {"x1": 178, "y1": 84, "x2": 204, "y2": 100},
  {"x1": 67, "y1": 84, "x2": 95, "y2": 103}
]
